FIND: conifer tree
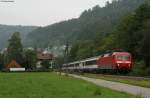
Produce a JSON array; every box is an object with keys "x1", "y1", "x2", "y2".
[{"x1": 7, "y1": 32, "x2": 23, "y2": 65}]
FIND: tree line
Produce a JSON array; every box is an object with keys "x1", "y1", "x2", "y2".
[{"x1": 0, "y1": 32, "x2": 51, "y2": 71}]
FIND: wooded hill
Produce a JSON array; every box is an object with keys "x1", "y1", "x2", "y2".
[
  {"x1": 26, "y1": 0, "x2": 150, "y2": 48},
  {"x1": 0, "y1": 25, "x2": 37, "y2": 49},
  {"x1": 68, "y1": 4, "x2": 150, "y2": 75}
]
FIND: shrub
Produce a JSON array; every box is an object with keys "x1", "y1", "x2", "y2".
[{"x1": 130, "y1": 61, "x2": 146, "y2": 76}]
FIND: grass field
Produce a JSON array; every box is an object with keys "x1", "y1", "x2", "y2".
[
  {"x1": 0, "y1": 72, "x2": 136, "y2": 98},
  {"x1": 81, "y1": 73, "x2": 150, "y2": 88}
]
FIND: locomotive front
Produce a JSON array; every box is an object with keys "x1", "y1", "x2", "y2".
[{"x1": 113, "y1": 52, "x2": 133, "y2": 71}]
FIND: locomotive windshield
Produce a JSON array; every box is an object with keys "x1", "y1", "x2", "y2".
[{"x1": 115, "y1": 54, "x2": 130, "y2": 60}]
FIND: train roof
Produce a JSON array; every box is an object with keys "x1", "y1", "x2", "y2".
[
  {"x1": 81, "y1": 56, "x2": 100, "y2": 62},
  {"x1": 63, "y1": 56, "x2": 100, "y2": 65},
  {"x1": 112, "y1": 52, "x2": 131, "y2": 55}
]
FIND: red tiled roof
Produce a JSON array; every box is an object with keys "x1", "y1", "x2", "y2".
[{"x1": 5, "y1": 60, "x2": 21, "y2": 69}]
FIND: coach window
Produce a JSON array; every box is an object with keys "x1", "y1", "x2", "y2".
[
  {"x1": 104, "y1": 54, "x2": 110, "y2": 57},
  {"x1": 82, "y1": 62, "x2": 85, "y2": 66},
  {"x1": 85, "y1": 60, "x2": 96, "y2": 65},
  {"x1": 109, "y1": 53, "x2": 112, "y2": 56},
  {"x1": 92, "y1": 60, "x2": 97, "y2": 65},
  {"x1": 75, "y1": 63, "x2": 79, "y2": 67},
  {"x1": 70, "y1": 64, "x2": 73, "y2": 67}
]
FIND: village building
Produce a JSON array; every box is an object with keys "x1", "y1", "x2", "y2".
[{"x1": 36, "y1": 49, "x2": 53, "y2": 68}]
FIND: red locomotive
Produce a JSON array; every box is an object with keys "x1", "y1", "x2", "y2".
[
  {"x1": 97, "y1": 52, "x2": 132, "y2": 72},
  {"x1": 63, "y1": 51, "x2": 133, "y2": 73}
]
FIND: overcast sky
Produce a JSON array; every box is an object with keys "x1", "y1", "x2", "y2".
[{"x1": 0, "y1": 0, "x2": 112, "y2": 26}]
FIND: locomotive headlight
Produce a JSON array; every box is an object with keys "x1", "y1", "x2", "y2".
[
  {"x1": 117, "y1": 64, "x2": 120, "y2": 67},
  {"x1": 117, "y1": 61, "x2": 123, "y2": 63},
  {"x1": 128, "y1": 64, "x2": 131, "y2": 67}
]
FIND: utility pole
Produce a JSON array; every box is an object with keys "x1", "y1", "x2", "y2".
[
  {"x1": 64, "y1": 41, "x2": 69, "y2": 62},
  {"x1": 63, "y1": 40, "x2": 69, "y2": 73}
]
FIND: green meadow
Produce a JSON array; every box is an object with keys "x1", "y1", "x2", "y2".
[{"x1": 0, "y1": 72, "x2": 136, "y2": 98}]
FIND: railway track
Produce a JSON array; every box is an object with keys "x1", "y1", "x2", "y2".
[
  {"x1": 63, "y1": 71, "x2": 150, "y2": 88},
  {"x1": 67, "y1": 71, "x2": 150, "y2": 81},
  {"x1": 85, "y1": 73, "x2": 150, "y2": 81},
  {"x1": 101, "y1": 74, "x2": 150, "y2": 80}
]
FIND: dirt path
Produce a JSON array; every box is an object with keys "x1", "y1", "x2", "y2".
[{"x1": 70, "y1": 74, "x2": 150, "y2": 98}]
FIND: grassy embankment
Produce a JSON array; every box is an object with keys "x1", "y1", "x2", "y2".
[
  {"x1": 81, "y1": 73, "x2": 150, "y2": 88},
  {"x1": 0, "y1": 72, "x2": 137, "y2": 98}
]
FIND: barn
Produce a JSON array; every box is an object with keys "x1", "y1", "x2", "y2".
[{"x1": 5, "y1": 60, "x2": 25, "y2": 71}]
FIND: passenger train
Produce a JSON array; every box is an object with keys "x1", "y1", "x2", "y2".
[{"x1": 62, "y1": 52, "x2": 133, "y2": 73}]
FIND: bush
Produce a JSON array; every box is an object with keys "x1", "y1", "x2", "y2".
[
  {"x1": 130, "y1": 60, "x2": 150, "y2": 76},
  {"x1": 145, "y1": 67, "x2": 150, "y2": 75},
  {"x1": 130, "y1": 61, "x2": 145, "y2": 76}
]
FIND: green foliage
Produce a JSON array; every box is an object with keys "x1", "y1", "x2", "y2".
[
  {"x1": 145, "y1": 67, "x2": 150, "y2": 75},
  {"x1": 138, "y1": 19, "x2": 150, "y2": 67},
  {"x1": 0, "y1": 53, "x2": 4, "y2": 70},
  {"x1": 2, "y1": 33, "x2": 37, "y2": 70},
  {"x1": 69, "y1": 43, "x2": 79, "y2": 61},
  {"x1": 41, "y1": 60, "x2": 50, "y2": 69},
  {"x1": 23, "y1": 49, "x2": 37, "y2": 69},
  {"x1": 92, "y1": 33, "x2": 106, "y2": 55},
  {"x1": 115, "y1": 4, "x2": 150, "y2": 68},
  {"x1": 94, "y1": 33, "x2": 116, "y2": 53},
  {"x1": 54, "y1": 57, "x2": 64, "y2": 69},
  {"x1": 7, "y1": 32, "x2": 23, "y2": 65},
  {"x1": 68, "y1": 32, "x2": 116, "y2": 61},
  {"x1": 69, "y1": 40, "x2": 95, "y2": 61},
  {"x1": 76, "y1": 40, "x2": 94, "y2": 60},
  {"x1": 130, "y1": 61, "x2": 146, "y2": 75}
]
